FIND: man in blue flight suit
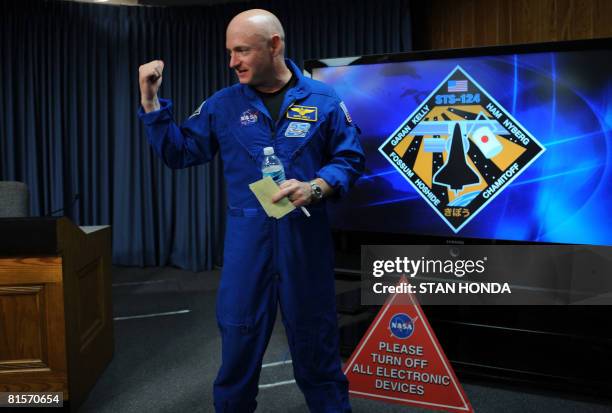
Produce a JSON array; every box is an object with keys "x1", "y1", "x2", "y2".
[{"x1": 138, "y1": 9, "x2": 364, "y2": 412}]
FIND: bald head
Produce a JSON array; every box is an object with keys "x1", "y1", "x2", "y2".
[
  {"x1": 227, "y1": 9, "x2": 285, "y2": 54},
  {"x1": 226, "y1": 9, "x2": 292, "y2": 91}
]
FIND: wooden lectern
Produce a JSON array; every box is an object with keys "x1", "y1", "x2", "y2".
[{"x1": 0, "y1": 217, "x2": 114, "y2": 410}]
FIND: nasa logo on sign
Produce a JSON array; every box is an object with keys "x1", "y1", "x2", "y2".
[
  {"x1": 378, "y1": 65, "x2": 546, "y2": 233},
  {"x1": 240, "y1": 109, "x2": 259, "y2": 126},
  {"x1": 389, "y1": 313, "x2": 414, "y2": 339}
]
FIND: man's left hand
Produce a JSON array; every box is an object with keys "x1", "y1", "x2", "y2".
[{"x1": 271, "y1": 179, "x2": 312, "y2": 207}]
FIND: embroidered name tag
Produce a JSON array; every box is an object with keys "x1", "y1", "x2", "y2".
[{"x1": 287, "y1": 105, "x2": 318, "y2": 122}]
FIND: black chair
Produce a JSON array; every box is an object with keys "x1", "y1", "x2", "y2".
[{"x1": 0, "y1": 181, "x2": 30, "y2": 217}]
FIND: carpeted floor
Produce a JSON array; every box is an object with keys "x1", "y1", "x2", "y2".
[{"x1": 75, "y1": 266, "x2": 612, "y2": 413}]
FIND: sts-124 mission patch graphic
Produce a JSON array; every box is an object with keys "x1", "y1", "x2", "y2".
[{"x1": 379, "y1": 66, "x2": 546, "y2": 233}]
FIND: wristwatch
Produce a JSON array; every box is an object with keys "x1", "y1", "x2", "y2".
[{"x1": 309, "y1": 180, "x2": 323, "y2": 203}]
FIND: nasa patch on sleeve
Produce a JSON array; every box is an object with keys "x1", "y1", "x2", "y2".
[
  {"x1": 339, "y1": 101, "x2": 353, "y2": 125},
  {"x1": 189, "y1": 100, "x2": 206, "y2": 119}
]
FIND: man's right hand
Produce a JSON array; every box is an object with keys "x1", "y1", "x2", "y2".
[{"x1": 139, "y1": 60, "x2": 164, "y2": 113}]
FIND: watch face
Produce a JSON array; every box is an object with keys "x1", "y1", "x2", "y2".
[{"x1": 311, "y1": 183, "x2": 323, "y2": 199}]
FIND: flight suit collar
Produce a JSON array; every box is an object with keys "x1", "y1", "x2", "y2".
[
  {"x1": 240, "y1": 58, "x2": 311, "y2": 115},
  {"x1": 234, "y1": 59, "x2": 312, "y2": 164}
]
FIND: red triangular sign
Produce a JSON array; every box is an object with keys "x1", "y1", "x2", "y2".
[{"x1": 344, "y1": 276, "x2": 474, "y2": 412}]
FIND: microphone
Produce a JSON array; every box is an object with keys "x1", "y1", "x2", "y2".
[{"x1": 47, "y1": 193, "x2": 80, "y2": 216}]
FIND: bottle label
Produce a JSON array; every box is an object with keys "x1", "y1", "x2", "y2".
[{"x1": 262, "y1": 168, "x2": 286, "y2": 184}]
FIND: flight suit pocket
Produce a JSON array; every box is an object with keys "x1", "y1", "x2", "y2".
[
  {"x1": 277, "y1": 121, "x2": 324, "y2": 161},
  {"x1": 216, "y1": 293, "x2": 256, "y2": 337},
  {"x1": 288, "y1": 314, "x2": 339, "y2": 381},
  {"x1": 217, "y1": 318, "x2": 254, "y2": 336},
  {"x1": 292, "y1": 322, "x2": 317, "y2": 369}
]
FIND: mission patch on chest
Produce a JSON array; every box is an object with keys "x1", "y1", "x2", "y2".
[
  {"x1": 285, "y1": 122, "x2": 311, "y2": 138},
  {"x1": 287, "y1": 105, "x2": 318, "y2": 122}
]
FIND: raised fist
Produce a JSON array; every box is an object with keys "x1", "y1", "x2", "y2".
[{"x1": 139, "y1": 60, "x2": 164, "y2": 112}]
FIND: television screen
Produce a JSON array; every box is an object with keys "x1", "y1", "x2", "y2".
[{"x1": 307, "y1": 40, "x2": 612, "y2": 246}]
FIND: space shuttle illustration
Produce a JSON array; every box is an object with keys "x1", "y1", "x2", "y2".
[
  {"x1": 416, "y1": 115, "x2": 507, "y2": 195},
  {"x1": 432, "y1": 123, "x2": 480, "y2": 192}
]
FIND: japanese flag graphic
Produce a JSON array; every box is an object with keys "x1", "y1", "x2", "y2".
[{"x1": 471, "y1": 126, "x2": 503, "y2": 159}]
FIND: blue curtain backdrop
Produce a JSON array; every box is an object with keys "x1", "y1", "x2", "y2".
[{"x1": 0, "y1": 0, "x2": 411, "y2": 271}]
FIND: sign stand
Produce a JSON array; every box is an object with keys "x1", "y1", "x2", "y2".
[{"x1": 343, "y1": 276, "x2": 474, "y2": 412}]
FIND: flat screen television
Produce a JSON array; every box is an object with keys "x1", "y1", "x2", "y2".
[
  {"x1": 306, "y1": 41, "x2": 612, "y2": 398},
  {"x1": 305, "y1": 38, "x2": 612, "y2": 247}
]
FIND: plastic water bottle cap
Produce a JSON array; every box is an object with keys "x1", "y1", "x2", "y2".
[{"x1": 263, "y1": 147, "x2": 274, "y2": 156}]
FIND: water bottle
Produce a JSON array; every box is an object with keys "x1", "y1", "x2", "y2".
[
  {"x1": 262, "y1": 147, "x2": 286, "y2": 184},
  {"x1": 261, "y1": 147, "x2": 311, "y2": 217}
]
